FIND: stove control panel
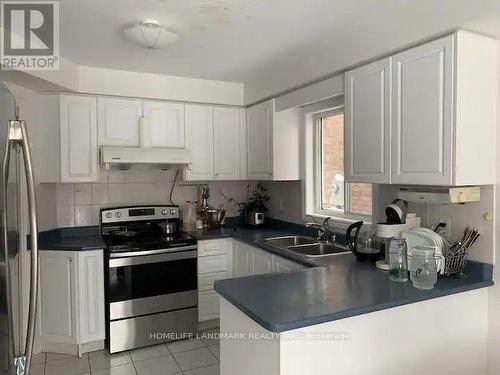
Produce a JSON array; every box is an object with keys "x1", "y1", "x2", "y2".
[{"x1": 101, "y1": 205, "x2": 179, "y2": 224}]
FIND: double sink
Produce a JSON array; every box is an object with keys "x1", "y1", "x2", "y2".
[{"x1": 264, "y1": 235, "x2": 349, "y2": 258}]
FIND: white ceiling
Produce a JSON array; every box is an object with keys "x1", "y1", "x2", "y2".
[{"x1": 60, "y1": 0, "x2": 500, "y2": 103}]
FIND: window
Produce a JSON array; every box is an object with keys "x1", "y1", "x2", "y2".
[{"x1": 313, "y1": 109, "x2": 372, "y2": 218}]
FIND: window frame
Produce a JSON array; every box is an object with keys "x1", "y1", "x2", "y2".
[{"x1": 312, "y1": 108, "x2": 372, "y2": 222}]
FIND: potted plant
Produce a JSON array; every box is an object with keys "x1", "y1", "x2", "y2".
[{"x1": 241, "y1": 184, "x2": 269, "y2": 225}]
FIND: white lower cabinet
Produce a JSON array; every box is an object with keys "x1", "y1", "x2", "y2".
[
  {"x1": 38, "y1": 249, "x2": 105, "y2": 356},
  {"x1": 231, "y1": 240, "x2": 304, "y2": 277},
  {"x1": 197, "y1": 239, "x2": 232, "y2": 322},
  {"x1": 197, "y1": 238, "x2": 305, "y2": 322},
  {"x1": 273, "y1": 254, "x2": 304, "y2": 272}
]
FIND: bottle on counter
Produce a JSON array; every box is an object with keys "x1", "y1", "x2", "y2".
[
  {"x1": 410, "y1": 246, "x2": 438, "y2": 290},
  {"x1": 389, "y1": 237, "x2": 409, "y2": 282}
]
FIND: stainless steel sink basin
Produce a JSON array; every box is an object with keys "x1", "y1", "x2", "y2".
[
  {"x1": 264, "y1": 236, "x2": 317, "y2": 248},
  {"x1": 288, "y1": 243, "x2": 349, "y2": 257},
  {"x1": 264, "y1": 236, "x2": 350, "y2": 258}
]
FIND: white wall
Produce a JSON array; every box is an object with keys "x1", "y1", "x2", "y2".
[
  {"x1": 487, "y1": 40, "x2": 500, "y2": 375},
  {"x1": 2, "y1": 60, "x2": 245, "y2": 106},
  {"x1": 78, "y1": 66, "x2": 245, "y2": 106},
  {"x1": 260, "y1": 181, "x2": 303, "y2": 224},
  {"x1": 52, "y1": 165, "x2": 254, "y2": 228}
]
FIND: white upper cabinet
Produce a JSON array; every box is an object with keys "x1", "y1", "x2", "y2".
[
  {"x1": 185, "y1": 104, "x2": 214, "y2": 180},
  {"x1": 247, "y1": 100, "x2": 273, "y2": 180},
  {"x1": 346, "y1": 31, "x2": 497, "y2": 186},
  {"x1": 59, "y1": 95, "x2": 98, "y2": 183},
  {"x1": 185, "y1": 106, "x2": 246, "y2": 181},
  {"x1": 97, "y1": 97, "x2": 142, "y2": 146},
  {"x1": 142, "y1": 101, "x2": 185, "y2": 148},
  {"x1": 391, "y1": 36, "x2": 453, "y2": 185},
  {"x1": 345, "y1": 57, "x2": 391, "y2": 183},
  {"x1": 246, "y1": 99, "x2": 300, "y2": 181},
  {"x1": 213, "y1": 107, "x2": 242, "y2": 180}
]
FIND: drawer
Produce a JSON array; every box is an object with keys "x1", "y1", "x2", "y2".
[
  {"x1": 198, "y1": 239, "x2": 229, "y2": 257},
  {"x1": 198, "y1": 254, "x2": 227, "y2": 274},
  {"x1": 198, "y1": 271, "x2": 228, "y2": 292},
  {"x1": 198, "y1": 290, "x2": 220, "y2": 321}
]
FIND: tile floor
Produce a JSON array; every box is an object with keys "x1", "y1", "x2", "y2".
[{"x1": 30, "y1": 330, "x2": 220, "y2": 375}]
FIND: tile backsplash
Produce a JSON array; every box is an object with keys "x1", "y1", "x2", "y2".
[
  {"x1": 52, "y1": 165, "x2": 255, "y2": 228},
  {"x1": 378, "y1": 185, "x2": 494, "y2": 264}
]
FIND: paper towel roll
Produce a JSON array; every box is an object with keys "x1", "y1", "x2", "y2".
[{"x1": 139, "y1": 117, "x2": 152, "y2": 148}]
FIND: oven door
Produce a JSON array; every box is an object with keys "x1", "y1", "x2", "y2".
[{"x1": 108, "y1": 249, "x2": 197, "y2": 320}]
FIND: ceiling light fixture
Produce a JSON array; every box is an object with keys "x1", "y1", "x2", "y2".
[{"x1": 124, "y1": 19, "x2": 178, "y2": 50}]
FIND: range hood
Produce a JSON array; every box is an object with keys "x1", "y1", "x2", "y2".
[{"x1": 100, "y1": 146, "x2": 192, "y2": 169}]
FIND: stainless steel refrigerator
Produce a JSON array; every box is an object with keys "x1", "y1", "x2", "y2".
[{"x1": 0, "y1": 83, "x2": 39, "y2": 375}]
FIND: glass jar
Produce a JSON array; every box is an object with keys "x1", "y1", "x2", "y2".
[
  {"x1": 389, "y1": 237, "x2": 408, "y2": 282},
  {"x1": 410, "y1": 246, "x2": 438, "y2": 290}
]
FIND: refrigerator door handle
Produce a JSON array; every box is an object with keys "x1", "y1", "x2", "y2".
[{"x1": 3, "y1": 120, "x2": 39, "y2": 375}]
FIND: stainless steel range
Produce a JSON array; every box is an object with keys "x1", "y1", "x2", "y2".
[{"x1": 100, "y1": 205, "x2": 198, "y2": 353}]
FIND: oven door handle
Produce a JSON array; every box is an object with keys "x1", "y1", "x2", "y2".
[
  {"x1": 109, "y1": 249, "x2": 197, "y2": 267},
  {"x1": 109, "y1": 245, "x2": 197, "y2": 258}
]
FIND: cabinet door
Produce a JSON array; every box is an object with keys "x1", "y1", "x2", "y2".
[
  {"x1": 39, "y1": 252, "x2": 77, "y2": 343},
  {"x1": 391, "y1": 36, "x2": 454, "y2": 185},
  {"x1": 233, "y1": 241, "x2": 251, "y2": 277},
  {"x1": 59, "y1": 95, "x2": 98, "y2": 183},
  {"x1": 239, "y1": 109, "x2": 248, "y2": 180},
  {"x1": 345, "y1": 58, "x2": 391, "y2": 183},
  {"x1": 143, "y1": 101, "x2": 185, "y2": 148},
  {"x1": 77, "y1": 250, "x2": 105, "y2": 344},
  {"x1": 247, "y1": 100, "x2": 273, "y2": 180},
  {"x1": 185, "y1": 104, "x2": 214, "y2": 180},
  {"x1": 273, "y1": 255, "x2": 304, "y2": 272},
  {"x1": 198, "y1": 290, "x2": 220, "y2": 322},
  {"x1": 252, "y1": 249, "x2": 273, "y2": 275},
  {"x1": 97, "y1": 97, "x2": 141, "y2": 146},
  {"x1": 213, "y1": 107, "x2": 241, "y2": 180}
]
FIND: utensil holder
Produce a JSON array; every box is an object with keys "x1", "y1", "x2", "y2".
[{"x1": 443, "y1": 252, "x2": 468, "y2": 276}]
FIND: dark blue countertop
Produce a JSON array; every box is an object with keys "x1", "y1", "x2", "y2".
[
  {"x1": 214, "y1": 255, "x2": 493, "y2": 332},
  {"x1": 185, "y1": 219, "x2": 322, "y2": 267},
  {"x1": 37, "y1": 220, "x2": 494, "y2": 334},
  {"x1": 38, "y1": 226, "x2": 105, "y2": 251},
  {"x1": 188, "y1": 220, "x2": 494, "y2": 333}
]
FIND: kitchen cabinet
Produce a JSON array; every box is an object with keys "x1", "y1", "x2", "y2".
[
  {"x1": 97, "y1": 97, "x2": 142, "y2": 146},
  {"x1": 185, "y1": 106, "x2": 246, "y2": 181},
  {"x1": 345, "y1": 31, "x2": 497, "y2": 186},
  {"x1": 232, "y1": 240, "x2": 304, "y2": 277},
  {"x1": 142, "y1": 101, "x2": 185, "y2": 148},
  {"x1": 197, "y1": 239, "x2": 232, "y2": 322},
  {"x1": 213, "y1": 107, "x2": 243, "y2": 180},
  {"x1": 391, "y1": 36, "x2": 453, "y2": 185},
  {"x1": 185, "y1": 104, "x2": 214, "y2": 181},
  {"x1": 77, "y1": 251, "x2": 105, "y2": 344},
  {"x1": 273, "y1": 254, "x2": 304, "y2": 272},
  {"x1": 197, "y1": 238, "x2": 304, "y2": 322},
  {"x1": 246, "y1": 99, "x2": 300, "y2": 181},
  {"x1": 247, "y1": 100, "x2": 273, "y2": 179},
  {"x1": 59, "y1": 94, "x2": 98, "y2": 183},
  {"x1": 345, "y1": 57, "x2": 391, "y2": 183},
  {"x1": 38, "y1": 249, "x2": 105, "y2": 356}
]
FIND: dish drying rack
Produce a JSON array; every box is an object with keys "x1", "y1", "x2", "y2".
[{"x1": 443, "y1": 227, "x2": 480, "y2": 276}]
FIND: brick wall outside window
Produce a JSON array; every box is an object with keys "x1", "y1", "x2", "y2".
[{"x1": 320, "y1": 113, "x2": 372, "y2": 216}]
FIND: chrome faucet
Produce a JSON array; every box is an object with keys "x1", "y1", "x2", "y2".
[{"x1": 306, "y1": 217, "x2": 336, "y2": 244}]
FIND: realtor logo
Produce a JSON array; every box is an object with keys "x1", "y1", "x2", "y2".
[{"x1": 1, "y1": 1, "x2": 59, "y2": 70}]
